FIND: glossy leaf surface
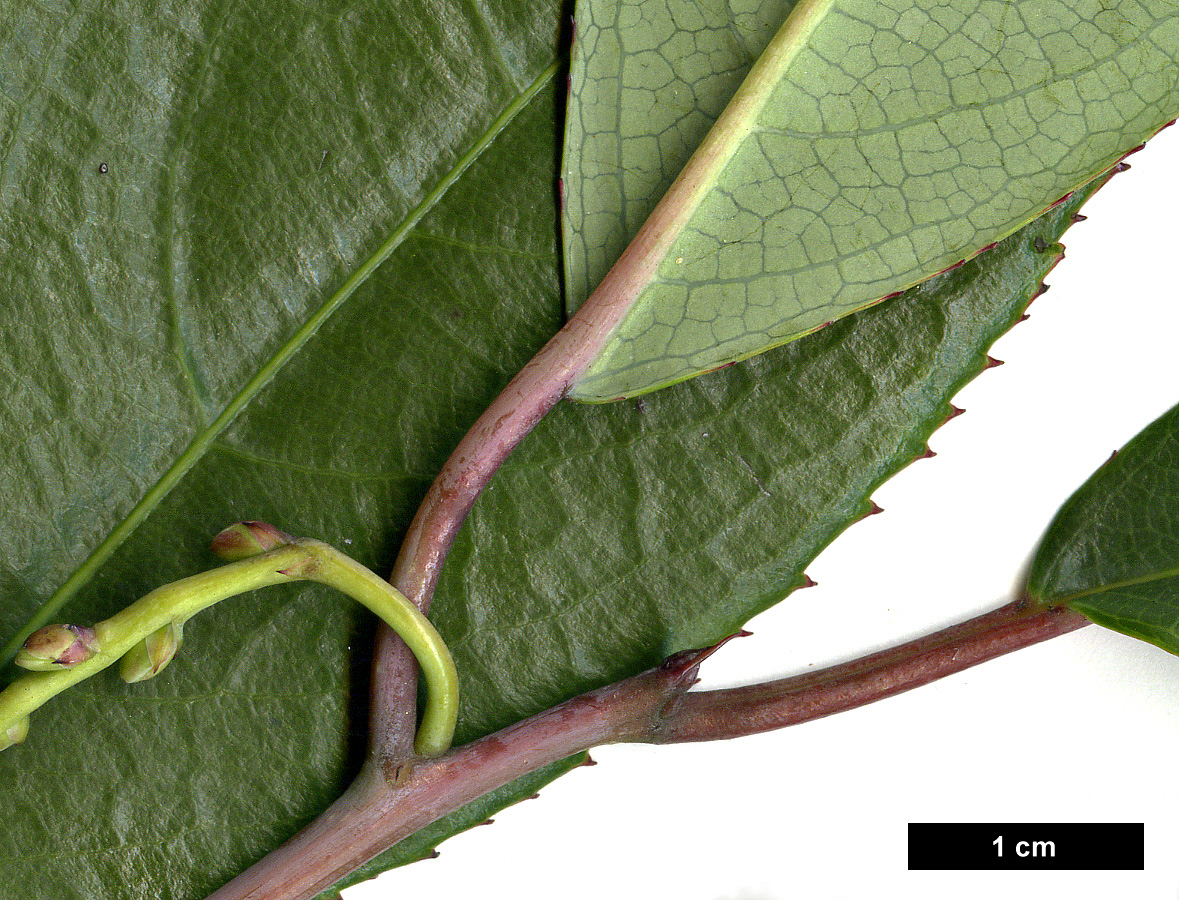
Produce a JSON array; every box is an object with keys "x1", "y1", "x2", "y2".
[
  {"x1": 1027, "y1": 402, "x2": 1179, "y2": 654},
  {"x1": 0, "y1": 0, "x2": 1111, "y2": 896},
  {"x1": 562, "y1": 0, "x2": 1179, "y2": 400}
]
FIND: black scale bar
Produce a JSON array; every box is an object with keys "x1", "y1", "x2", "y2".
[{"x1": 908, "y1": 822, "x2": 1144, "y2": 870}]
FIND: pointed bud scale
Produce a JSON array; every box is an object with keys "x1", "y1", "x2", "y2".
[
  {"x1": 210, "y1": 521, "x2": 291, "y2": 561},
  {"x1": 0, "y1": 717, "x2": 29, "y2": 752},
  {"x1": 16, "y1": 624, "x2": 99, "y2": 671},
  {"x1": 120, "y1": 621, "x2": 184, "y2": 683}
]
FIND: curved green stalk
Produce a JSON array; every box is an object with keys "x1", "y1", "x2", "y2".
[
  {"x1": 0, "y1": 525, "x2": 458, "y2": 758},
  {"x1": 294, "y1": 539, "x2": 459, "y2": 758}
]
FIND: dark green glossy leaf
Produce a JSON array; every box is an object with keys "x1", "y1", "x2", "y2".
[
  {"x1": 1027, "y1": 402, "x2": 1179, "y2": 653},
  {"x1": 431, "y1": 182, "x2": 1100, "y2": 739},
  {"x1": 0, "y1": 0, "x2": 568, "y2": 895},
  {"x1": 0, "y1": 1, "x2": 1113, "y2": 897}
]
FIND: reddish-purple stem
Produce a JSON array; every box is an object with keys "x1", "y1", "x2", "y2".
[
  {"x1": 651, "y1": 600, "x2": 1089, "y2": 742},
  {"x1": 368, "y1": 39, "x2": 825, "y2": 756},
  {"x1": 370, "y1": 130, "x2": 732, "y2": 756},
  {"x1": 209, "y1": 599, "x2": 1089, "y2": 900},
  {"x1": 370, "y1": 295, "x2": 627, "y2": 758}
]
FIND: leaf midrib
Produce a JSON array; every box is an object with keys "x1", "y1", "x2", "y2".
[
  {"x1": 0, "y1": 60, "x2": 560, "y2": 663},
  {"x1": 1041, "y1": 563, "x2": 1179, "y2": 607}
]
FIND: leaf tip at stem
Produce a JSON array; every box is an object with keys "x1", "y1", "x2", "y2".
[{"x1": 660, "y1": 630, "x2": 748, "y2": 687}]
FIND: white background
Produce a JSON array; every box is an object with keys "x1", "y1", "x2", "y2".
[{"x1": 349, "y1": 125, "x2": 1179, "y2": 900}]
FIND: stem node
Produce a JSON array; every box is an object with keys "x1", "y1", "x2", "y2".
[{"x1": 16, "y1": 624, "x2": 98, "y2": 671}]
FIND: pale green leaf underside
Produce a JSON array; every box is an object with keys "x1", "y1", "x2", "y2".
[{"x1": 563, "y1": 0, "x2": 1179, "y2": 401}]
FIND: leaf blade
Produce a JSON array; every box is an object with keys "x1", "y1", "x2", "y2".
[
  {"x1": 0, "y1": 0, "x2": 569, "y2": 895},
  {"x1": 562, "y1": 0, "x2": 1179, "y2": 401},
  {"x1": 0, "y1": 1, "x2": 1128, "y2": 897},
  {"x1": 1026, "y1": 401, "x2": 1179, "y2": 655},
  {"x1": 0, "y1": 121, "x2": 1102, "y2": 900},
  {"x1": 0, "y1": 57, "x2": 561, "y2": 662}
]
